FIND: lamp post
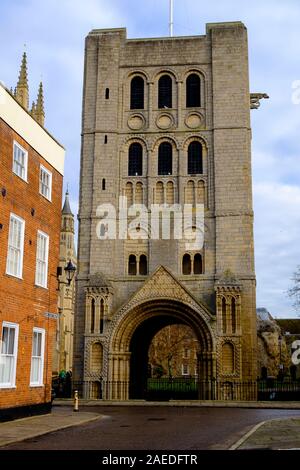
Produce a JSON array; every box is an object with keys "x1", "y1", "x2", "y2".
[
  {"x1": 56, "y1": 260, "x2": 76, "y2": 288},
  {"x1": 56, "y1": 260, "x2": 76, "y2": 374},
  {"x1": 64, "y1": 260, "x2": 76, "y2": 285}
]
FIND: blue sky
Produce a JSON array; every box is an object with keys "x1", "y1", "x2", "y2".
[{"x1": 1, "y1": 0, "x2": 300, "y2": 318}]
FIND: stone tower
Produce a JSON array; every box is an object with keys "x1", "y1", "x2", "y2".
[
  {"x1": 53, "y1": 190, "x2": 77, "y2": 373},
  {"x1": 74, "y1": 22, "x2": 260, "y2": 400}
]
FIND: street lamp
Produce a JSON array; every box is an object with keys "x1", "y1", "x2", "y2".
[
  {"x1": 64, "y1": 260, "x2": 76, "y2": 285},
  {"x1": 57, "y1": 260, "x2": 76, "y2": 289}
]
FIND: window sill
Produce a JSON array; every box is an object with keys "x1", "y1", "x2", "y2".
[
  {"x1": 12, "y1": 172, "x2": 28, "y2": 184},
  {"x1": 39, "y1": 191, "x2": 52, "y2": 203},
  {"x1": 29, "y1": 384, "x2": 44, "y2": 388},
  {"x1": 5, "y1": 272, "x2": 23, "y2": 281},
  {"x1": 34, "y1": 284, "x2": 48, "y2": 290},
  {"x1": 0, "y1": 384, "x2": 16, "y2": 389}
]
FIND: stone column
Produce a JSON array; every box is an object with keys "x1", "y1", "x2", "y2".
[
  {"x1": 177, "y1": 80, "x2": 183, "y2": 128},
  {"x1": 85, "y1": 297, "x2": 91, "y2": 334},
  {"x1": 148, "y1": 81, "x2": 154, "y2": 129},
  {"x1": 178, "y1": 146, "x2": 184, "y2": 206},
  {"x1": 94, "y1": 298, "x2": 100, "y2": 334}
]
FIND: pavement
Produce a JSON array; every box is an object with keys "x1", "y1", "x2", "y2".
[
  {"x1": 1, "y1": 403, "x2": 300, "y2": 450},
  {"x1": 0, "y1": 406, "x2": 102, "y2": 448},
  {"x1": 231, "y1": 417, "x2": 300, "y2": 450},
  {"x1": 54, "y1": 398, "x2": 300, "y2": 408}
]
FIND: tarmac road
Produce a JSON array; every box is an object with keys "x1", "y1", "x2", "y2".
[{"x1": 3, "y1": 406, "x2": 300, "y2": 450}]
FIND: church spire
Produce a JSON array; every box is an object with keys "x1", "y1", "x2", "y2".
[
  {"x1": 15, "y1": 52, "x2": 29, "y2": 110},
  {"x1": 62, "y1": 188, "x2": 73, "y2": 216},
  {"x1": 35, "y1": 81, "x2": 45, "y2": 126}
]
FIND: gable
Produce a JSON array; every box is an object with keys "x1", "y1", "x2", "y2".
[{"x1": 124, "y1": 265, "x2": 214, "y2": 320}]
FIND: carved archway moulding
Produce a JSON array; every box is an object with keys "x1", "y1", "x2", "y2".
[{"x1": 101, "y1": 266, "x2": 216, "y2": 380}]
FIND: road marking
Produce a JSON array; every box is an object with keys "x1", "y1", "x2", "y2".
[{"x1": 229, "y1": 421, "x2": 267, "y2": 450}]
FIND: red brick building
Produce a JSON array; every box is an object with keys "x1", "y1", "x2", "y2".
[{"x1": 0, "y1": 58, "x2": 65, "y2": 420}]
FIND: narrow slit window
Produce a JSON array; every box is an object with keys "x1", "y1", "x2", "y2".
[
  {"x1": 91, "y1": 298, "x2": 95, "y2": 333},
  {"x1": 193, "y1": 253, "x2": 203, "y2": 274},
  {"x1": 128, "y1": 255, "x2": 137, "y2": 275},
  {"x1": 139, "y1": 255, "x2": 148, "y2": 275},
  {"x1": 182, "y1": 254, "x2": 191, "y2": 275},
  {"x1": 105, "y1": 88, "x2": 109, "y2": 99}
]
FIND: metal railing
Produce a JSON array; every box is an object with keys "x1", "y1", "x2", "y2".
[{"x1": 53, "y1": 377, "x2": 300, "y2": 402}]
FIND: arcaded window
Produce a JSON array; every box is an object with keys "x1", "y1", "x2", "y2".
[
  {"x1": 188, "y1": 141, "x2": 203, "y2": 175},
  {"x1": 222, "y1": 297, "x2": 227, "y2": 334},
  {"x1": 185, "y1": 180, "x2": 195, "y2": 205},
  {"x1": 222, "y1": 343, "x2": 234, "y2": 375},
  {"x1": 158, "y1": 75, "x2": 172, "y2": 108},
  {"x1": 197, "y1": 180, "x2": 205, "y2": 205},
  {"x1": 194, "y1": 253, "x2": 203, "y2": 274},
  {"x1": 186, "y1": 74, "x2": 201, "y2": 107},
  {"x1": 100, "y1": 299, "x2": 104, "y2": 334},
  {"x1": 158, "y1": 142, "x2": 172, "y2": 175},
  {"x1": 166, "y1": 181, "x2": 174, "y2": 204},
  {"x1": 139, "y1": 255, "x2": 148, "y2": 275},
  {"x1": 231, "y1": 297, "x2": 236, "y2": 334},
  {"x1": 125, "y1": 182, "x2": 133, "y2": 207},
  {"x1": 91, "y1": 298, "x2": 95, "y2": 334},
  {"x1": 90, "y1": 343, "x2": 103, "y2": 373},
  {"x1": 128, "y1": 143, "x2": 143, "y2": 176},
  {"x1": 128, "y1": 255, "x2": 137, "y2": 275},
  {"x1": 130, "y1": 76, "x2": 144, "y2": 109},
  {"x1": 182, "y1": 254, "x2": 192, "y2": 275},
  {"x1": 135, "y1": 182, "x2": 143, "y2": 205},
  {"x1": 155, "y1": 182, "x2": 164, "y2": 204}
]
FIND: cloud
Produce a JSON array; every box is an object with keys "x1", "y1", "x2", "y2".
[{"x1": 253, "y1": 177, "x2": 300, "y2": 317}]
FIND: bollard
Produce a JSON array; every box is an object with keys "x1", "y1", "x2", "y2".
[{"x1": 73, "y1": 389, "x2": 79, "y2": 412}]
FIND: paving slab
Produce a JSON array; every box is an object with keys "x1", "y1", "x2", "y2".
[
  {"x1": 231, "y1": 417, "x2": 300, "y2": 450},
  {"x1": 0, "y1": 406, "x2": 102, "y2": 448}
]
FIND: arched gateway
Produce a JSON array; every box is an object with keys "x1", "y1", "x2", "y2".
[{"x1": 107, "y1": 298, "x2": 215, "y2": 400}]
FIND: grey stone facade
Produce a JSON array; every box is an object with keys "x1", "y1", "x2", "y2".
[{"x1": 74, "y1": 22, "x2": 257, "y2": 399}]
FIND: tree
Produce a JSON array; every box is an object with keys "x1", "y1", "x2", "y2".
[
  {"x1": 288, "y1": 266, "x2": 300, "y2": 311},
  {"x1": 148, "y1": 325, "x2": 199, "y2": 378}
]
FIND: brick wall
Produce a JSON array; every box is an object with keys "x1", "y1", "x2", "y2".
[{"x1": 0, "y1": 117, "x2": 63, "y2": 410}]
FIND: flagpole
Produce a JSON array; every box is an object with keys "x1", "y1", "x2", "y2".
[{"x1": 169, "y1": 0, "x2": 174, "y2": 37}]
